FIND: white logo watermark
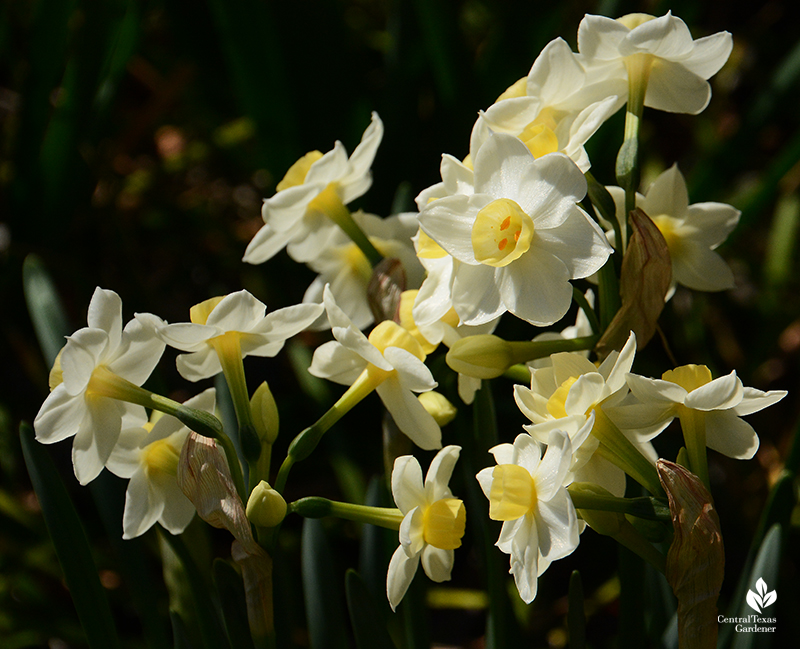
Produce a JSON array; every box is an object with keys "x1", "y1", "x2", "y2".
[
  {"x1": 718, "y1": 578, "x2": 777, "y2": 633},
  {"x1": 746, "y1": 578, "x2": 777, "y2": 613}
]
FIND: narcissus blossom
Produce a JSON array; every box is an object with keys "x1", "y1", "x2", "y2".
[
  {"x1": 476, "y1": 431, "x2": 579, "y2": 603},
  {"x1": 417, "y1": 133, "x2": 612, "y2": 327},
  {"x1": 308, "y1": 286, "x2": 442, "y2": 450},
  {"x1": 605, "y1": 165, "x2": 739, "y2": 296},
  {"x1": 577, "y1": 12, "x2": 733, "y2": 115},
  {"x1": 621, "y1": 365, "x2": 787, "y2": 460},
  {"x1": 514, "y1": 332, "x2": 656, "y2": 496},
  {"x1": 157, "y1": 290, "x2": 323, "y2": 381},
  {"x1": 243, "y1": 112, "x2": 384, "y2": 264},
  {"x1": 387, "y1": 446, "x2": 465, "y2": 610},
  {"x1": 106, "y1": 389, "x2": 216, "y2": 539},
  {"x1": 34, "y1": 288, "x2": 165, "y2": 485},
  {"x1": 471, "y1": 37, "x2": 625, "y2": 172}
]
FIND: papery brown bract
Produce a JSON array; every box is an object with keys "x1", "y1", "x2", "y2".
[
  {"x1": 596, "y1": 207, "x2": 671, "y2": 356},
  {"x1": 657, "y1": 460, "x2": 724, "y2": 649}
]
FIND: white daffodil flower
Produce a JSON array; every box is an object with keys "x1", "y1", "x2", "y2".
[
  {"x1": 308, "y1": 285, "x2": 442, "y2": 450},
  {"x1": 514, "y1": 333, "x2": 656, "y2": 497},
  {"x1": 34, "y1": 288, "x2": 165, "y2": 485},
  {"x1": 302, "y1": 212, "x2": 424, "y2": 331},
  {"x1": 471, "y1": 37, "x2": 626, "y2": 173},
  {"x1": 243, "y1": 112, "x2": 384, "y2": 264},
  {"x1": 620, "y1": 365, "x2": 787, "y2": 460},
  {"x1": 157, "y1": 290, "x2": 323, "y2": 381},
  {"x1": 476, "y1": 431, "x2": 579, "y2": 604},
  {"x1": 417, "y1": 132, "x2": 612, "y2": 327},
  {"x1": 106, "y1": 388, "x2": 216, "y2": 539},
  {"x1": 387, "y1": 445, "x2": 465, "y2": 610},
  {"x1": 577, "y1": 12, "x2": 733, "y2": 115},
  {"x1": 604, "y1": 165, "x2": 739, "y2": 296}
]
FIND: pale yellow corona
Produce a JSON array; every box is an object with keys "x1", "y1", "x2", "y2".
[{"x1": 472, "y1": 198, "x2": 535, "y2": 267}]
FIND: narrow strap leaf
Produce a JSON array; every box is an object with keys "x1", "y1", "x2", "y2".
[
  {"x1": 345, "y1": 569, "x2": 399, "y2": 649},
  {"x1": 19, "y1": 422, "x2": 121, "y2": 649}
]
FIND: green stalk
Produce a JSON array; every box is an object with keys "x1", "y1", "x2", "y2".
[
  {"x1": 290, "y1": 496, "x2": 404, "y2": 530},
  {"x1": 310, "y1": 184, "x2": 383, "y2": 267},
  {"x1": 211, "y1": 333, "x2": 261, "y2": 464},
  {"x1": 677, "y1": 407, "x2": 711, "y2": 491}
]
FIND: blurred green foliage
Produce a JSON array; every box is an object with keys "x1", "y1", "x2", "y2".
[{"x1": 2, "y1": 0, "x2": 799, "y2": 647}]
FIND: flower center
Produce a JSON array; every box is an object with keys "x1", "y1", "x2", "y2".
[
  {"x1": 616, "y1": 13, "x2": 656, "y2": 29},
  {"x1": 662, "y1": 364, "x2": 713, "y2": 393},
  {"x1": 488, "y1": 464, "x2": 537, "y2": 521},
  {"x1": 190, "y1": 296, "x2": 226, "y2": 325},
  {"x1": 276, "y1": 150, "x2": 324, "y2": 191},
  {"x1": 416, "y1": 229, "x2": 449, "y2": 259},
  {"x1": 518, "y1": 109, "x2": 560, "y2": 159},
  {"x1": 422, "y1": 498, "x2": 466, "y2": 549},
  {"x1": 143, "y1": 438, "x2": 181, "y2": 477},
  {"x1": 472, "y1": 198, "x2": 535, "y2": 267},
  {"x1": 366, "y1": 320, "x2": 425, "y2": 382},
  {"x1": 546, "y1": 376, "x2": 579, "y2": 419},
  {"x1": 651, "y1": 214, "x2": 681, "y2": 254}
]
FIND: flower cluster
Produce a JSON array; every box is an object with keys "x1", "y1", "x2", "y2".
[{"x1": 29, "y1": 10, "x2": 789, "y2": 643}]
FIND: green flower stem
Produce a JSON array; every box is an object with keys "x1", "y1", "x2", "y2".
[
  {"x1": 572, "y1": 286, "x2": 601, "y2": 335},
  {"x1": 86, "y1": 366, "x2": 246, "y2": 502},
  {"x1": 677, "y1": 407, "x2": 711, "y2": 491},
  {"x1": 613, "y1": 518, "x2": 667, "y2": 573},
  {"x1": 616, "y1": 53, "x2": 652, "y2": 252},
  {"x1": 289, "y1": 497, "x2": 404, "y2": 530},
  {"x1": 591, "y1": 408, "x2": 664, "y2": 496},
  {"x1": 567, "y1": 484, "x2": 671, "y2": 522},
  {"x1": 503, "y1": 364, "x2": 533, "y2": 383},
  {"x1": 310, "y1": 184, "x2": 383, "y2": 267},
  {"x1": 596, "y1": 257, "x2": 621, "y2": 332},
  {"x1": 276, "y1": 370, "x2": 381, "y2": 495},
  {"x1": 210, "y1": 333, "x2": 261, "y2": 464},
  {"x1": 88, "y1": 365, "x2": 223, "y2": 439}
]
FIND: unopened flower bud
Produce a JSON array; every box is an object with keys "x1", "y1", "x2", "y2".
[
  {"x1": 446, "y1": 334, "x2": 513, "y2": 379},
  {"x1": 418, "y1": 391, "x2": 457, "y2": 426},
  {"x1": 250, "y1": 381, "x2": 279, "y2": 444},
  {"x1": 246, "y1": 480, "x2": 287, "y2": 528}
]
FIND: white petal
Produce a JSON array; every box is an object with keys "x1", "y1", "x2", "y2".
[
  {"x1": 498, "y1": 247, "x2": 571, "y2": 326},
  {"x1": 392, "y1": 455, "x2": 425, "y2": 513},
  {"x1": 671, "y1": 242, "x2": 735, "y2": 292},
  {"x1": 551, "y1": 352, "x2": 598, "y2": 386},
  {"x1": 535, "y1": 489, "x2": 579, "y2": 563},
  {"x1": 641, "y1": 163, "x2": 689, "y2": 218},
  {"x1": 684, "y1": 372, "x2": 743, "y2": 411},
  {"x1": 206, "y1": 290, "x2": 266, "y2": 332},
  {"x1": 424, "y1": 446, "x2": 461, "y2": 502},
  {"x1": 122, "y1": 470, "x2": 163, "y2": 539},
  {"x1": 399, "y1": 506, "x2": 426, "y2": 555},
  {"x1": 386, "y1": 545, "x2": 420, "y2": 611},
  {"x1": 533, "y1": 206, "x2": 612, "y2": 279},
  {"x1": 418, "y1": 194, "x2": 482, "y2": 265},
  {"x1": 87, "y1": 288, "x2": 123, "y2": 350},
  {"x1": 733, "y1": 388, "x2": 787, "y2": 417},
  {"x1": 158, "y1": 481, "x2": 197, "y2": 536},
  {"x1": 564, "y1": 373, "x2": 606, "y2": 415},
  {"x1": 420, "y1": 546, "x2": 454, "y2": 583},
  {"x1": 106, "y1": 426, "x2": 147, "y2": 478},
  {"x1": 384, "y1": 347, "x2": 437, "y2": 392},
  {"x1": 242, "y1": 223, "x2": 294, "y2": 265},
  {"x1": 646, "y1": 60, "x2": 711, "y2": 115},
  {"x1": 622, "y1": 13, "x2": 693, "y2": 59},
  {"x1": 683, "y1": 32, "x2": 733, "y2": 79},
  {"x1": 307, "y1": 341, "x2": 367, "y2": 385},
  {"x1": 176, "y1": 347, "x2": 222, "y2": 382},
  {"x1": 72, "y1": 398, "x2": 128, "y2": 485},
  {"x1": 34, "y1": 387, "x2": 87, "y2": 443},
  {"x1": 451, "y1": 262, "x2": 505, "y2": 326},
  {"x1": 577, "y1": 14, "x2": 629, "y2": 61},
  {"x1": 626, "y1": 373, "x2": 687, "y2": 405},
  {"x1": 61, "y1": 328, "x2": 108, "y2": 395},
  {"x1": 516, "y1": 154, "x2": 587, "y2": 227},
  {"x1": 473, "y1": 133, "x2": 535, "y2": 199},
  {"x1": 683, "y1": 202, "x2": 740, "y2": 248},
  {"x1": 705, "y1": 411, "x2": 759, "y2": 460},
  {"x1": 109, "y1": 317, "x2": 165, "y2": 385},
  {"x1": 377, "y1": 380, "x2": 442, "y2": 450},
  {"x1": 509, "y1": 516, "x2": 539, "y2": 604},
  {"x1": 533, "y1": 431, "x2": 573, "y2": 501}
]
